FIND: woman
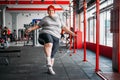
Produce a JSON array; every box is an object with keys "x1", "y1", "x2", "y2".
[{"x1": 26, "y1": 5, "x2": 76, "y2": 75}]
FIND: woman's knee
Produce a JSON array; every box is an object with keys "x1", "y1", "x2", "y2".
[{"x1": 44, "y1": 43, "x2": 53, "y2": 48}]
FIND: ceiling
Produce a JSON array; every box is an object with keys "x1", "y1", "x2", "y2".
[
  {"x1": 0, "y1": 0, "x2": 70, "y2": 12},
  {"x1": 0, "y1": 0, "x2": 95, "y2": 12},
  {"x1": 0, "y1": 0, "x2": 70, "y2": 5}
]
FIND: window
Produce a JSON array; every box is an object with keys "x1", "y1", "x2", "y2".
[
  {"x1": 86, "y1": 0, "x2": 113, "y2": 47},
  {"x1": 87, "y1": 17, "x2": 96, "y2": 43},
  {"x1": 104, "y1": 11, "x2": 112, "y2": 46}
]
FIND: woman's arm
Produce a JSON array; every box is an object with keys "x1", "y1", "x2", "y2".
[
  {"x1": 26, "y1": 25, "x2": 40, "y2": 33},
  {"x1": 62, "y1": 26, "x2": 76, "y2": 36}
]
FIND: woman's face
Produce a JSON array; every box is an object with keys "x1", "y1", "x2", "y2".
[{"x1": 48, "y1": 8, "x2": 55, "y2": 17}]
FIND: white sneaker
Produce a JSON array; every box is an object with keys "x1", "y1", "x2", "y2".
[{"x1": 48, "y1": 67, "x2": 56, "y2": 75}]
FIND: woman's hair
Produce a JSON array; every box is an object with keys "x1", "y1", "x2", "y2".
[{"x1": 47, "y1": 5, "x2": 55, "y2": 12}]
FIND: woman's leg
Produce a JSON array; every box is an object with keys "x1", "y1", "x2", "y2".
[
  {"x1": 51, "y1": 36, "x2": 59, "y2": 67},
  {"x1": 51, "y1": 58, "x2": 55, "y2": 67},
  {"x1": 47, "y1": 38, "x2": 59, "y2": 75},
  {"x1": 44, "y1": 43, "x2": 53, "y2": 66},
  {"x1": 38, "y1": 33, "x2": 56, "y2": 75},
  {"x1": 44, "y1": 43, "x2": 56, "y2": 75}
]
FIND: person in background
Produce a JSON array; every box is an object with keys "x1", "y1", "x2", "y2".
[
  {"x1": 2, "y1": 27, "x2": 8, "y2": 42},
  {"x1": 60, "y1": 29, "x2": 65, "y2": 43},
  {"x1": 7, "y1": 27, "x2": 11, "y2": 42},
  {"x1": 26, "y1": 5, "x2": 77, "y2": 75},
  {"x1": 0, "y1": 25, "x2": 2, "y2": 38},
  {"x1": 12, "y1": 30, "x2": 17, "y2": 44},
  {"x1": 1, "y1": 26, "x2": 9, "y2": 48}
]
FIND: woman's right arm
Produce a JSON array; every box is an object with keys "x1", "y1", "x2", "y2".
[{"x1": 26, "y1": 25, "x2": 40, "y2": 33}]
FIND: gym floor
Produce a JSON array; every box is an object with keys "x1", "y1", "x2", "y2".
[{"x1": 0, "y1": 45, "x2": 112, "y2": 80}]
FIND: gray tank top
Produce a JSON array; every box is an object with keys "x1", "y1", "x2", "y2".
[{"x1": 38, "y1": 15, "x2": 65, "y2": 38}]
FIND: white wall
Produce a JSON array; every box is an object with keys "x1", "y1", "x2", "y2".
[
  {"x1": 17, "y1": 12, "x2": 46, "y2": 30},
  {"x1": 5, "y1": 13, "x2": 12, "y2": 30}
]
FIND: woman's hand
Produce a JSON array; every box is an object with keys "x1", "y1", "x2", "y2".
[
  {"x1": 62, "y1": 27, "x2": 77, "y2": 37},
  {"x1": 72, "y1": 33, "x2": 77, "y2": 37},
  {"x1": 26, "y1": 27, "x2": 32, "y2": 34},
  {"x1": 26, "y1": 25, "x2": 40, "y2": 34}
]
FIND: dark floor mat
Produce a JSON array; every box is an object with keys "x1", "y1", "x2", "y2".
[{"x1": 0, "y1": 47, "x2": 21, "y2": 53}]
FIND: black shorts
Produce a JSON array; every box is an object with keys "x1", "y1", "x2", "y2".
[
  {"x1": 38, "y1": 33, "x2": 58, "y2": 45},
  {"x1": 38, "y1": 33, "x2": 59, "y2": 58}
]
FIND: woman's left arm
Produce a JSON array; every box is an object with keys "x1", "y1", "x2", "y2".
[{"x1": 62, "y1": 26, "x2": 76, "y2": 36}]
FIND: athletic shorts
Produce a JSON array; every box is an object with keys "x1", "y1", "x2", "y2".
[{"x1": 38, "y1": 33, "x2": 59, "y2": 58}]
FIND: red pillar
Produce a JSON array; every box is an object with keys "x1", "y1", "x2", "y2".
[
  {"x1": 83, "y1": 0, "x2": 87, "y2": 61},
  {"x1": 73, "y1": 0, "x2": 76, "y2": 53},
  {"x1": 69, "y1": 4, "x2": 72, "y2": 50},
  {"x1": 95, "y1": 0, "x2": 100, "y2": 72}
]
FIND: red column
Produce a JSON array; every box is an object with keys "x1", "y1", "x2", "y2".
[
  {"x1": 83, "y1": 0, "x2": 87, "y2": 61},
  {"x1": 73, "y1": 0, "x2": 76, "y2": 53},
  {"x1": 69, "y1": 4, "x2": 72, "y2": 50},
  {"x1": 95, "y1": 0, "x2": 100, "y2": 72}
]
